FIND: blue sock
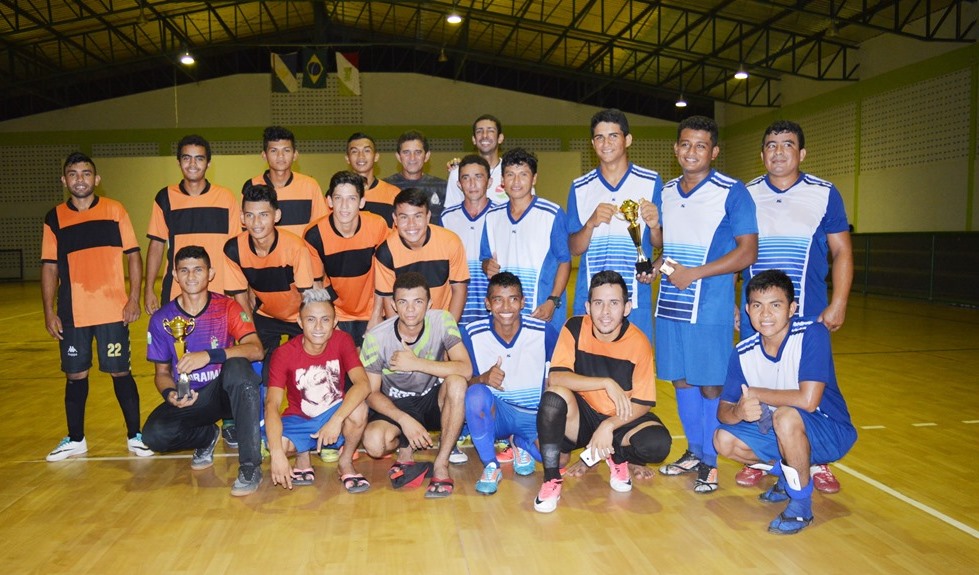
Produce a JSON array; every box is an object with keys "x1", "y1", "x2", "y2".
[
  {"x1": 701, "y1": 396, "x2": 720, "y2": 467},
  {"x1": 784, "y1": 480, "x2": 814, "y2": 518},
  {"x1": 513, "y1": 435, "x2": 542, "y2": 463},
  {"x1": 675, "y1": 387, "x2": 703, "y2": 458},
  {"x1": 770, "y1": 460, "x2": 784, "y2": 477},
  {"x1": 464, "y1": 384, "x2": 497, "y2": 466}
]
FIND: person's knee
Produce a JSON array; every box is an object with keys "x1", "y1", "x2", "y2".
[
  {"x1": 66, "y1": 371, "x2": 89, "y2": 381},
  {"x1": 772, "y1": 406, "x2": 804, "y2": 435},
  {"x1": 465, "y1": 384, "x2": 494, "y2": 416},
  {"x1": 620, "y1": 424, "x2": 671, "y2": 464},
  {"x1": 701, "y1": 385, "x2": 722, "y2": 400},
  {"x1": 360, "y1": 426, "x2": 387, "y2": 457},
  {"x1": 347, "y1": 402, "x2": 368, "y2": 427},
  {"x1": 140, "y1": 419, "x2": 167, "y2": 452},
  {"x1": 538, "y1": 389, "x2": 570, "y2": 420},
  {"x1": 713, "y1": 428, "x2": 738, "y2": 458}
]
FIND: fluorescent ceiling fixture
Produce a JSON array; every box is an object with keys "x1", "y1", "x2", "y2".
[
  {"x1": 179, "y1": 51, "x2": 195, "y2": 65},
  {"x1": 734, "y1": 67, "x2": 749, "y2": 80},
  {"x1": 675, "y1": 95, "x2": 687, "y2": 108},
  {"x1": 447, "y1": 13, "x2": 462, "y2": 24}
]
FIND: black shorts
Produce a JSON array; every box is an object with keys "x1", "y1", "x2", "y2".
[
  {"x1": 561, "y1": 393, "x2": 663, "y2": 452},
  {"x1": 337, "y1": 320, "x2": 368, "y2": 349},
  {"x1": 254, "y1": 313, "x2": 302, "y2": 353},
  {"x1": 369, "y1": 388, "x2": 443, "y2": 433},
  {"x1": 59, "y1": 322, "x2": 131, "y2": 374}
]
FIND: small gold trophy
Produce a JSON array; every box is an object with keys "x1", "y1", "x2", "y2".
[
  {"x1": 163, "y1": 316, "x2": 196, "y2": 399},
  {"x1": 618, "y1": 199, "x2": 654, "y2": 274}
]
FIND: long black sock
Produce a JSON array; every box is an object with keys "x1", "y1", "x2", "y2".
[
  {"x1": 112, "y1": 374, "x2": 141, "y2": 438},
  {"x1": 537, "y1": 391, "x2": 568, "y2": 482},
  {"x1": 65, "y1": 377, "x2": 89, "y2": 442}
]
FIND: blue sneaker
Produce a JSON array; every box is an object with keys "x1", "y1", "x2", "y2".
[
  {"x1": 768, "y1": 511, "x2": 814, "y2": 535},
  {"x1": 475, "y1": 462, "x2": 502, "y2": 495},
  {"x1": 513, "y1": 446, "x2": 535, "y2": 476},
  {"x1": 759, "y1": 479, "x2": 790, "y2": 503}
]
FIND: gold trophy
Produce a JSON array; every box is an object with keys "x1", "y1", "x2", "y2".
[
  {"x1": 163, "y1": 316, "x2": 196, "y2": 399},
  {"x1": 618, "y1": 199, "x2": 654, "y2": 274}
]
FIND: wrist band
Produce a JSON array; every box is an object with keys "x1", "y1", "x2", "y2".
[
  {"x1": 207, "y1": 348, "x2": 227, "y2": 363},
  {"x1": 161, "y1": 387, "x2": 177, "y2": 401}
]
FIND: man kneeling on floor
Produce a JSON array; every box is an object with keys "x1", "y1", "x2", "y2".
[
  {"x1": 534, "y1": 270, "x2": 671, "y2": 513},
  {"x1": 265, "y1": 288, "x2": 372, "y2": 493},
  {"x1": 143, "y1": 246, "x2": 264, "y2": 496},
  {"x1": 359, "y1": 272, "x2": 472, "y2": 498},
  {"x1": 714, "y1": 269, "x2": 857, "y2": 534}
]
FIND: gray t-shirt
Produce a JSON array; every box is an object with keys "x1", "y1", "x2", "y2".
[{"x1": 383, "y1": 172, "x2": 448, "y2": 224}]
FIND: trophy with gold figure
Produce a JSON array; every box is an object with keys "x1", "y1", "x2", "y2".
[
  {"x1": 617, "y1": 199, "x2": 654, "y2": 274},
  {"x1": 163, "y1": 316, "x2": 196, "y2": 399}
]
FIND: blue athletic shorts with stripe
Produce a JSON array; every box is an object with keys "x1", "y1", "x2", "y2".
[{"x1": 717, "y1": 408, "x2": 857, "y2": 465}]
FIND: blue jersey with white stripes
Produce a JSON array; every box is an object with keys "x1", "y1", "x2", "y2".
[{"x1": 441, "y1": 201, "x2": 498, "y2": 327}]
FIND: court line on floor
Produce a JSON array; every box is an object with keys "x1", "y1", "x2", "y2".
[
  {"x1": 19, "y1": 453, "x2": 238, "y2": 464},
  {"x1": 0, "y1": 310, "x2": 42, "y2": 322},
  {"x1": 834, "y1": 462, "x2": 979, "y2": 539}
]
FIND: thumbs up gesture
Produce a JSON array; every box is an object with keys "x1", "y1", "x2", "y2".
[
  {"x1": 389, "y1": 340, "x2": 418, "y2": 373},
  {"x1": 482, "y1": 252, "x2": 501, "y2": 278},
  {"x1": 738, "y1": 384, "x2": 762, "y2": 422},
  {"x1": 481, "y1": 356, "x2": 506, "y2": 390}
]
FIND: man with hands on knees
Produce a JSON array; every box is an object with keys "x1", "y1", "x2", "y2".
[
  {"x1": 533, "y1": 270, "x2": 671, "y2": 513},
  {"x1": 142, "y1": 246, "x2": 265, "y2": 496},
  {"x1": 265, "y1": 289, "x2": 372, "y2": 493}
]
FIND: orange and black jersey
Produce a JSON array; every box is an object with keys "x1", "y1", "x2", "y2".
[
  {"x1": 304, "y1": 212, "x2": 390, "y2": 322},
  {"x1": 374, "y1": 225, "x2": 469, "y2": 312},
  {"x1": 223, "y1": 229, "x2": 314, "y2": 323},
  {"x1": 42, "y1": 196, "x2": 140, "y2": 328},
  {"x1": 362, "y1": 178, "x2": 401, "y2": 227},
  {"x1": 146, "y1": 180, "x2": 240, "y2": 300},
  {"x1": 243, "y1": 171, "x2": 327, "y2": 238},
  {"x1": 549, "y1": 315, "x2": 656, "y2": 416}
]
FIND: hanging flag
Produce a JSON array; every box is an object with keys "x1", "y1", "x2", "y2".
[
  {"x1": 336, "y1": 52, "x2": 361, "y2": 96},
  {"x1": 302, "y1": 48, "x2": 329, "y2": 89},
  {"x1": 271, "y1": 52, "x2": 299, "y2": 93}
]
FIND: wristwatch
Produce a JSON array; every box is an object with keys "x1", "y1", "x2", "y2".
[{"x1": 546, "y1": 295, "x2": 562, "y2": 309}]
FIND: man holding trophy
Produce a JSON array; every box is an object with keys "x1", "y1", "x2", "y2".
[{"x1": 142, "y1": 245, "x2": 265, "y2": 496}]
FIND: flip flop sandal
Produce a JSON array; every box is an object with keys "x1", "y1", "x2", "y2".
[
  {"x1": 424, "y1": 477, "x2": 455, "y2": 499},
  {"x1": 388, "y1": 461, "x2": 433, "y2": 489},
  {"x1": 340, "y1": 473, "x2": 371, "y2": 494},
  {"x1": 291, "y1": 468, "x2": 315, "y2": 486}
]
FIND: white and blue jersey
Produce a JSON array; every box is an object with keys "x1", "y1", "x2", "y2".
[
  {"x1": 721, "y1": 319, "x2": 852, "y2": 426},
  {"x1": 567, "y1": 163, "x2": 662, "y2": 341},
  {"x1": 441, "y1": 201, "x2": 498, "y2": 327},
  {"x1": 461, "y1": 315, "x2": 558, "y2": 410},
  {"x1": 480, "y1": 197, "x2": 571, "y2": 332},
  {"x1": 654, "y1": 169, "x2": 757, "y2": 325},
  {"x1": 744, "y1": 173, "x2": 849, "y2": 319}
]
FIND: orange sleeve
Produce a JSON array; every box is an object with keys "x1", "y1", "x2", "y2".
[
  {"x1": 629, "y1": 333, "x2": 656, "y2": 405},
  {"x1": 227, "y1": 195, "x2": 242, "y2": 234},
  {"x1": 223, "y1": 237, "x2": 248, "y2": 294},
  {"x1": 293, "y1": 238, "x2": 315, "y2": 290},
  {"x1": 117, "y1": 204, "x2": 140, "y2": 252},
  {"x1": 448, "y1": 232, "x2": 471, "y2": 283},
  {"x1": 548, "y1": 323, "x2": 577, "y2": 373},
  {"x1": 146, "y1": 191, "x2": 168, "y2": 241},
  {"x1": 310, "y1": 180, "x2": 328, "y2": 223},
  {"x1": 41, "y1": 220, "x2": 57, "y2": 262},
  {"x1": 374, "y1": 252, "x2": 395, "y2": 296}
]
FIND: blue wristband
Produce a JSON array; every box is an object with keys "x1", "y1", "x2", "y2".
[{"x1": 207, "y1": 348, "x2": 227, "y2": 364}]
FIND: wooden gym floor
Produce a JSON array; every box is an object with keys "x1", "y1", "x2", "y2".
[{"x1": 0, "y1": 280, "x2": 977, "y2": 574}]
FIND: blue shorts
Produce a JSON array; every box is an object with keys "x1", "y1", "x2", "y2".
[
  {"x1": 279, "y1": 403, "x2": 345, "y2": 453},
  {"x1": 654, "y1": 318, "x2": 732, "y2": 386},
  {"x1": 485, "y1": 395, "x2": 538, "y2": 446},
  {"x1": 717, "y1": 408, "x2": 857, "y2": 465}
]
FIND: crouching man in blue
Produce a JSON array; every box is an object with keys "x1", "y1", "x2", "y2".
[
  {"x1": 715, "y1": 269, "x2": 856, "y2": 534},
  {"x1": 142, "y1": 246, "x2": 265, "y2": 496}
]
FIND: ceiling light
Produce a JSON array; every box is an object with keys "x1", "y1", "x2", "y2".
[
  {"x1": 446, "y1": 12, "x2": 462, "y2": 24},
  {"x1": 179, "y1": 50, "x2": 195, "y2": 66},
  {"x1": 438, "y1": 49, "x2": 448, "y2": 63},
  {"x1": 734, "y1": 67, "x2": 748, "y2": 80},
  {"x1": 675, "y1": 94, "x2": 687, "y2": 108}
]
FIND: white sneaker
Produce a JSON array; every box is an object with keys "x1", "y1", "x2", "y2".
[
  {"x1": 449, "y1": 444, "x2": 469, "y2": 465},
  {"x1": 127, "y1": 433, "x2": 154, "y2": 457},
  {"x1": 46, "y1": 437, "x2": 88, "y2": 462}
]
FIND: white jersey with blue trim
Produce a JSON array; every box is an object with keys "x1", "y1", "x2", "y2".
[
  {"x1": 745, "y1": 173, "x2": 849, "y2": 318},
  {"x1": 461, "y1": 315, "x2": 558, "y2": 410},
  {"x1": 654, "y1": 169, "x2": 757, "y2": 325},
  {"x1": 441, "y1": 201, "x2": 498, "y2": 326},
  {"x1": 480, "y1": 196, "x2": 571, "y2": 331}
]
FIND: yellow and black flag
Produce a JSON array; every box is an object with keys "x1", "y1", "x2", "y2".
[
  {"x1": 302, "y1": 48, "x2": 329, "y2": 89},
  {"x1": 271, "y1": 52, "x2": 299, "y2": 93}
]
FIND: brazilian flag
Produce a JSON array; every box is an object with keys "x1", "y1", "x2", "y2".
[{"x1": 302, "y1": 48, "x2": 329, "y2": 89}]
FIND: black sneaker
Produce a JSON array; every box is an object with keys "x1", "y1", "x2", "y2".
[
  {"x1": 221, "y1": 423, "x2": 238, "y2": 449},
  {"x1": 191, "y1": 425, "x2": 220, "y2": 470},
  {"x1": 231, "y1": 466, "x2": 263, "y2": 496}
]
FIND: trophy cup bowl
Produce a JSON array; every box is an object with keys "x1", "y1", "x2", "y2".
[
  {"x1": 162, "y1": 316, "x2": 196, "y2": 399},
  {"x1": 618, "y1": 199, "x2": 654, "y2": 274}
]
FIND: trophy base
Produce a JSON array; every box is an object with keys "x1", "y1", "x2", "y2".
[{"x1": 636, "y1": 260, "x2": 654, "y2": 274}]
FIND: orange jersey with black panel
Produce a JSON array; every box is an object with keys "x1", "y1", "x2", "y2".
[
  {"x1": 41, "y1": 196, "x2": 140, "y2": 328},
  {"x1": 146, "y1": 181, "x2": 241, "y2": 300},
  {"x1": 362, "y1": 178, "x2": 401, "y2": 227},
  {"x1": 304, "y1": 212, "x2": 390, "y2": 322},
  {"x1": 244, "y1": 171, "x2": 327, "y2": 238},
  {"x1": 373, "y1": 225, "x2": 470, "y2": 311},
  {"x1": 549, "y1": 315, "x2": 656, "y2": 416},
  {"x1": 223, "y1": 229, "x2": 314, "y2": 323}
]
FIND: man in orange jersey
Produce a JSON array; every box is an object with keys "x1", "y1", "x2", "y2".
[
  {"x1": 145, "y1": 134, "x2": 240, "y2": 314},
  {"x1": 305, "y1": 170, "x2": 389, "y2": 348},
  {"x1": 41, "y1": 152, "x2": 152, "y2": 462},
  {"x1": 345, "y1": 132, "x2": 401, "y2": 227}
]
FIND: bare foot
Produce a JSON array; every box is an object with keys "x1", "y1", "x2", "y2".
[
  {"x1": 564, "y1": 458, "x2": 593, "y2": 478},
  {"x1": 338, "y1": 460, "x2": 357, "y2": 478},
  {"x1": 629, "y1": 463, "x2": 655, "y2": 480},
  {"x1": 396, "y1": 446, "x2": 414, "y2": 464}
]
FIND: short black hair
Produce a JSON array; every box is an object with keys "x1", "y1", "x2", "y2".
[
  {"x1": 487, "y1": 271, "x2": 523, "y2": 298},
  {"x1": 329, "y1": 170, "x2": 367, "y2": 199},
  {"x1": 501, "y1": 147, "x2": 538, "y2": 176},
  {"x1": 762, "y1": 120, "x2": 806, "y2": 150},
  {"x1": 393, "y1": 271, "x2": 431, "y2": 300},
  {"x1": 393, "y1": 187, "x2": 430, "y2": 211},
  {"x1": 397, "y1": 130, "x2": 429, "y2": 153},
  {"x1": 242, "y1": 183, "x2": 278, "y2": 210},
  {"x1": 678, "y1": 115, "x2": 719, "y2": 147},
  {"x1": 458, "y1": 154, "x2": 491, "y2": 177},
  {"x1": 177, "y1": 135, "x2": 212, "y2": 162},
  {"x1": 347, "y1": 132, "x2": 377, "y2": 148},
  {"x1": 472, "y1": 114, "x2": 503, "y2": 135},
  {"x1": 746, "y1": 269, "x2": 795, "y2": 303},
  {"x1": 174, "y1": 245, "x2": 211, "y2": 269},
  {"x1": 590, "y1": 108, "x2": 630, "y2": 136},
  {"x1": 63, "y1": 152, "x2": 96, "y2": 175},
  {"x1": 588, "y1": 270, "x2": 629, "y2": 301},
  {"x1": 263, "y1": 126, "x2": 296, "y2": 150}
]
